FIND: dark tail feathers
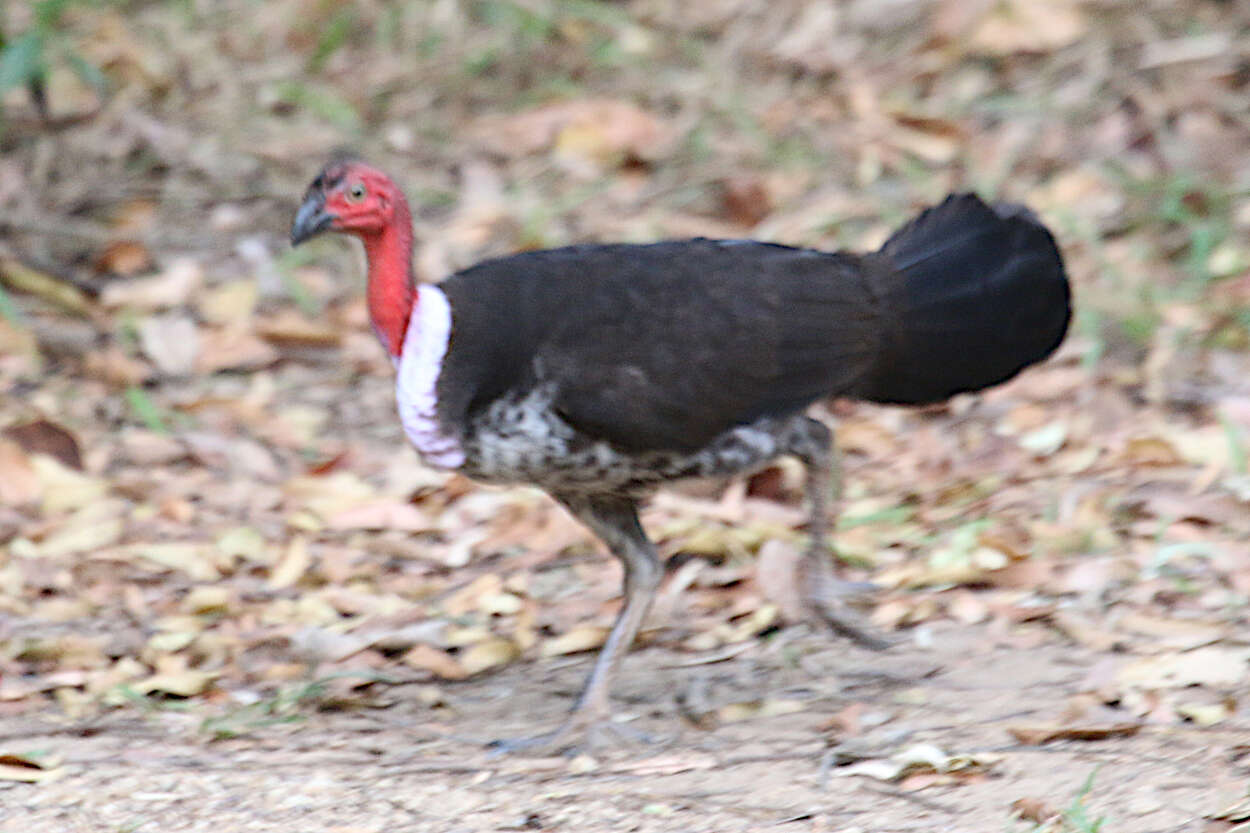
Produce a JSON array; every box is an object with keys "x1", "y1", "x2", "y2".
[{"x1": 852, "y1": 193, "x2": 1071, "y2": 405}]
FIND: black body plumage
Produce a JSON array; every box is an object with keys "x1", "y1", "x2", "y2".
[{"x1": 433, "y1": 193, "x2": 1069, "y2": 489}]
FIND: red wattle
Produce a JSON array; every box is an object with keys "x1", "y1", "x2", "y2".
[{"x1": 360, "y1": 194, "x2": 416, "y2": 358}]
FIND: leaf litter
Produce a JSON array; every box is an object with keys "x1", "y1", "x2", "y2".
[{"x1": 0, "y1": 0, "x2": 1248, "y2": 829}]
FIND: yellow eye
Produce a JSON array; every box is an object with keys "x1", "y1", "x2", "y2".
[{"x1": 347, "y1": 182, "x2": 366, "y2": 203}]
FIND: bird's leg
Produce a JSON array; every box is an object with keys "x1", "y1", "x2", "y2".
[
  {"x1": 793, "y1": 418, "x2": 891, "y2": 651},
  {"x1": 792, "y1": 417, "x2": 836, "y2": 558},
  {"x1": 490, "y1": 493, "x2": 662, "y2": 755}
]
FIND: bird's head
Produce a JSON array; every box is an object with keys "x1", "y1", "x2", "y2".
[
  {"x1": 291, "y1": 158, "x2": 416, "y2": 358},
  {"x1": 290, "y1": 158, "x2": 405, "y2": 245}
]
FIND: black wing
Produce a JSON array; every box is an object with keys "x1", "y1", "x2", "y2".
[{"x1": 438, "y1": 241, "x2": 886, "y2": 453}]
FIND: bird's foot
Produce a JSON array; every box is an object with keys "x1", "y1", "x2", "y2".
[
  {"x1": 487, "y1": 712, "x2": 655, "y2": 757},
  {"x1": 800, "y1": 549, "x2": 894, "y2": 651},
  {"x1": 805, "y1": 594, "x2": 894, "y2": 651}
]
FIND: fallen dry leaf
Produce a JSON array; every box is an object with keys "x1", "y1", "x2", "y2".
[
  {"x1": 839, "y1": 743, "x2": 1001, "y2": 783},
  {"x1": 402, "y1": 644, "x2": 467, "y2": 681},
  {"x1": 3, "y1": 419, "x2": 83, "y2": 470},
  {"x1": 117, "y1": 542, "x2": 221, "y2": 581},
  {"x1": 717, "y1": 698, "x2": 805, "y2": 724},
  {"x1": 1116, "y1": 613, "x2": 1225, "y2": 650},
  {"x1": 138, "y1": 314, "x2": 200, "y2": 376},
  {"x1": 0, "y1": 440, "x2": 41, "y2": 506},
  {"x1": 196, "y1": 329, "x2": 279, "y2": 374},
  {"x1": 94, "y1": 241, "x2": 153, "y2": 277},
  {"x1": 475, "y1": 99, "x2": 674, "y2": 167},
  {"x1": 1175, "y1": 701, "x2": 1230, "y2": 727},
  {"x1": 0, "y1": 256, "x2": 92, "y2": 314},
  {"x1": 458, "y1": 637, "x2": 519, "y2": 676},
  {"x1": 270, "y1": 537, "x2": 312, "y2": 589},
  {"x1": 198, "y1": 279, "x2": 259, "y2": 325},
  {"x1": 1010, "y1": 797, "x2": 1058, "y2": 824},
  {"x1": 30, "y1": 455, "x2": 108, "y2": 515},
  {"x1": 955, "y1": 0, "x2": 1087, "y2": 56},
  {"x1": 324, "y1": 499, "x2": 432, "y2": 533},
  {"x1": 134, "y1": 669, "x2": 216, "y2": 697},
  {"x1": 1008, "y1": 721, "x2": 1142, "y2": 745},
  {"x1": 100, "y1": 257, "x2": 201, "y2": 308},
  {"x1": 1118, "y1": 648, "x2": 1250, "y2": 689},
  {"x1": 256, "y1": 312, "x2": 342, "y2": 347},
  {"x1": 541, "y1": 625, "x2": 609, "y2": 658},
  {"x1": 0, "y1": 753, "x2": 64, "y2": 783}
]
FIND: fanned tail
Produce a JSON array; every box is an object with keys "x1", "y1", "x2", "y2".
[{"x1": 852, "y1": 194, "x2": 1071, "y2": 404}]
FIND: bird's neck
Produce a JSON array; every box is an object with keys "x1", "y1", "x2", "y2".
[{"x1": 361, "y1": 202, "x2": 416, "y2": 360}]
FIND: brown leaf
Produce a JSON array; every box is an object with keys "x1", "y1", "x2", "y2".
[
  {"x1": 100, "y1": 258, "x2": 201, "y2": 308},
  {"x1": 256, "y1": 312, "x2": 342, "y2": 347},
  {"x1": 962, "y1": 0, "x2": 1087, "y2": 56},
  {"x1": 945, "y1": 590, "x2": 989, "y2": 625},
  {"x1": 1007, "y1": 721, "x2": 1142, "y2": 745},
  {"x1": 0, "y1": 440, "x2": 41, "y2": 506},
  {"x1": 325, "y1": 499, "x2": 433, "y2": 533},
  {"x1": 477, "y1": 99, "x2": 673, "y2": 169},
  {"x1": 541, "y1": 625, "x2": 609, "y2": 657},
  {"x1": 0, "y1": 753, "x2": 64, "y2": 783},
  {"x1": 459, "y1": 637, "x2": 519, "y2": 675},
  {"x1": 401, "y1": 644, "x2": 467, "y2": 681},
  {"x1": 4, "y1": 419, "x2": 83, "y2": 470},
  {"x1": 442, "y1": 574, "x2": 504, "y2": 617},
  {"x1": 93, "y1": 240, "x2": 154, "y2": 277},
  {"x1": 822, "y1": 702, "x2": 867, "y2": 738},
  {"x1": 1048, "y1": 611, "x2": 1122, "y2": 652},
  {"x1": 1117, "y1": 613, "x2": 1225, "y2": 650},
  {"x1": 1010, "y1": 797, "x2": 1057, "y2": 824},
  {"x1": 84, "y1": 347, "x2": 154, "y2": 386},
  {"x1": 137, "y1": 314, "x2": 200, "y2": 376},
  {"x1": 1121, "y1": 436, "x2": 1184, "y2": 467},
  {"x1": 118, "y1": 428, "x2": 186, "y2": 466},
  {"x1": 110, "y1": 198, "x2": 158, "y2": 234}
]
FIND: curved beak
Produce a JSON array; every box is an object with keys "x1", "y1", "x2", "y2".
[{"x1": 290, "y1": 192, "x2": 334, "y2": 245}]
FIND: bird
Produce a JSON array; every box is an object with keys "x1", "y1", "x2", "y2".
[{"x1": 291, "y1": 158, "x2": 1071, "y2": 752}]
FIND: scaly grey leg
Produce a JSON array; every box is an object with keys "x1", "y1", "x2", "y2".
[
  {"x1": 791, "y1": 418, "x2": 890, "y2": 651},
  {"x1": 490, "y1": 492, "x2": 662, "y2": 754}
]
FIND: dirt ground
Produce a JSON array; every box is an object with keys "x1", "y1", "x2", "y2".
[
  {"x1": 1, "y1": 625, "x2": 1238, "y2": 833},
  {"x1": 2, "y1": 1, "x2": 1250, "y2": 831}
]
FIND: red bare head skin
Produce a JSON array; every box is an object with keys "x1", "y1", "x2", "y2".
[
  {"x1": 292, "y1": 159, "x2": 416, "y2": 359},
  {"x1": 315, "y1": 160, "x2": 404, "y2": 235}
]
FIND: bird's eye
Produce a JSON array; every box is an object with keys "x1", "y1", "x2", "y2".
[{"x1": 347, "y1": 183, "x2": 367, "y2": 203}]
